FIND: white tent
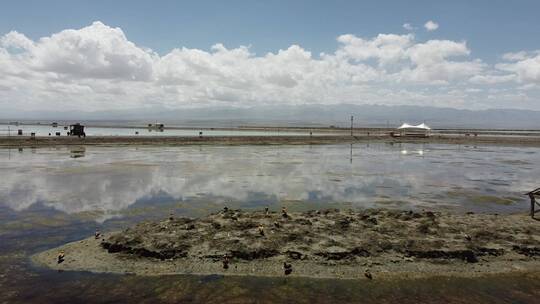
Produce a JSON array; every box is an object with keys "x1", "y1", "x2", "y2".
[
  {"x1": 396, "y1": 122, "x2": 431, "y2": 137},
  {"x1": 397, "y1": 123, "x2": 431, "y2": 130}
]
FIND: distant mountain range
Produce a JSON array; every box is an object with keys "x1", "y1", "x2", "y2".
[{"x1": 2, "y1": 104, "x2": 540, "y2": 129}]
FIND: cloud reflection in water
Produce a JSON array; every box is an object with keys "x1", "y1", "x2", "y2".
[{"x1": 0, "y1": 144, "x2": 538, "y2": 220}]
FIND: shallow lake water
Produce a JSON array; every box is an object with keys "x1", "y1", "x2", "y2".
[
  {"x1": 0, "y1": 124, "x2": 333, "y2": 137},
  {"x1": 1, "y1": 142, "x2": 539, "y2": 303}
]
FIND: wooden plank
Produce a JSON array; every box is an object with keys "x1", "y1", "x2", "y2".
[{"x1": 527, "y1": 187, "x2": 540, "y2": 194}]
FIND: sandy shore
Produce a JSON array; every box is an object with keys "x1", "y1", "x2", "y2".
[
  {"x1": 32, "y1": 209, "x2": 540, "y2": 280},
  {"x1": 3, "y1": 134, "x2": 540, "y2": 147}
]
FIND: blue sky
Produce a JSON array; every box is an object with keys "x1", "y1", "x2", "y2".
[
  {"x1": 1, "y1": 0, "x2": 540, "y2": 112},
  {"x1": 2, "y1": 0, "x2": 539, "y2": 60}
]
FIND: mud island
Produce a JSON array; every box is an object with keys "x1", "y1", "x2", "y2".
[{"x1": 33, "y1": 208, "x2": 540, "y2": 280}]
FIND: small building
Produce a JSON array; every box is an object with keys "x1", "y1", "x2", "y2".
[
  {"x1": 69, "y1": 123, "x2": 86, "y2": 138},
  {"x1": 397, "y1": 123, "x2": 431, "y2": 137}
]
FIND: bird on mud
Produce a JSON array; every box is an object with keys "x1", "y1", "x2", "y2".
[
  {"x1": 364, "y1": 269, "x2": 373, "y2": 280},
  {"x1": 57, "y1": 251, "x2": 65, "y2": 264},
  {"x1": 283, "y1": 262, "x2": 293, "y2": 275},
  {"x1": 258, "y1": 224, "x2": 265, "y2": 236},
  {"x1": 281, "y1": 207, "x2": 289, "y2": 219},
  {"x1": 222, "y1": 255, "x2": 230, "y2": 270}
]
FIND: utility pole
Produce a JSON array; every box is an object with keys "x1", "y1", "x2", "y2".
[{"x1": 350, "y1": 115, "x2": 353, "y2": 136}]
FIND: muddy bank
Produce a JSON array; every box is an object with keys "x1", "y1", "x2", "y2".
[{"x1": 33, "y1": 208, "x2": 540, "y2": 279}]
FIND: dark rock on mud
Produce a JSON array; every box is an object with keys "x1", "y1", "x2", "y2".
[{"x1": 513, "y1": 246, "x2": 540, "y2": 257}]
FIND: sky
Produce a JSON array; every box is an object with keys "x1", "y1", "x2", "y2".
[{"x1": 1, "y1": 0, "x2": 540, "y2": 112}]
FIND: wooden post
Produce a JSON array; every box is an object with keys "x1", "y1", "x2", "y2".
[
  {"x1": 529, "y1": 193, "x2": 536, "y2": 218},
  {"x1": 529, "y1": 192, "x2": 535, "y2": 218}
]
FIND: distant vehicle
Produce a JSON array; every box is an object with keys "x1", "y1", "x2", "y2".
[
  {"x1": 148, "y1": 123, "x2": 165, "y2": 130},
  {"x1": 68, "y1": 123, "x2": 86, "y2": 138}
]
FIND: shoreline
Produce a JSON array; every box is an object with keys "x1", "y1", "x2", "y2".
[
  {"x1": 30, "y1": 237, "x2": 540, "y2": 280},
  {"x1": 3, "y1": 134, "x2": 540, "y2": 148},
  {"x1": 32, "y1": 209, "x2": 540, "y2": 280}
]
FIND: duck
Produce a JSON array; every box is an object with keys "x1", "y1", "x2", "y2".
[
  {"x1": 281, "y1": 207, "x2": 289, "y2": 219},
  {"x1": 57, "y1": 251, "x2": 65, "y2": 264},
  {"x1": 222, "y1": 255, "x2": 230, "y2": 270},
  {"x1": 283, "y1": 262, "x2": 293, "y2": 275},
  {"x1": 364, "y1": 269, "x2": 373, "y2": 280},
  {"x1": 94, "y1": 230, "x2": 101, "y2": 239}
]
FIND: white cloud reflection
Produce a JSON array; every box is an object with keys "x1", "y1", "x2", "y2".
[{"x1": 0, "y1": 144, "x2": 537, "y2": 221}]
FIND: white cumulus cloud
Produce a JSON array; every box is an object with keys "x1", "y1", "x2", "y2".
[
  {"x1": 496, "y1": 53, "x2": 540, "y2": 84},
  {"x1": 1, "y1": 31, "x2": 34, "y2": 50},
  {"x1": 0, "y1": 21, "x2": 538, "y2": 112},
  {"x1": 424, "y1": 20, "x2": 439, "y2": 31},
  {"x1": 403, "y1": 23, "x2": 414, "y2": 31}
]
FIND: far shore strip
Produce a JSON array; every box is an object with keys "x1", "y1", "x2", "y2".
[{"x1": 3, "y1": 134, "x2": 540, "y2": 147}]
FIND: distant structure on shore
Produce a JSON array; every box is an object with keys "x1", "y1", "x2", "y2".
[
  {"x1": 68, "y1": 123, "x2": 86, "y2": 138},
  {"x1": 148, "y1": 123, "x2": 165, "y2": 131},
  {"x1": 395, "y1": 123, "x2": 431, "y2": 137}
]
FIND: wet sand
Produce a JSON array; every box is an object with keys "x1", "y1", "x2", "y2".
[
  {"x1": 3, "y1": 133, "x2": 540, "y2": 147},
  {"x1": 32, "y1": 209, "x2": 540, "y2": 280}
]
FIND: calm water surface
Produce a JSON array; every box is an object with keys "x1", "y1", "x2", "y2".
[
  {"x1": 1, "y1": 143, "x2": 539, "y2": 303},
  {"x1": 0, "y1": 124, "x2": 330, "y2": 137}
]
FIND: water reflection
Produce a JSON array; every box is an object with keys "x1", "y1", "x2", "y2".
[
  {"x1": 1, "y1": 143, "x2": 540, "y2": 303},
  {"x1": 70, "y1": 147, "x2": 86, "y2": 158},
  {"x1": 0, "y1": 143, "x2": 537, "y2": 221}
]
